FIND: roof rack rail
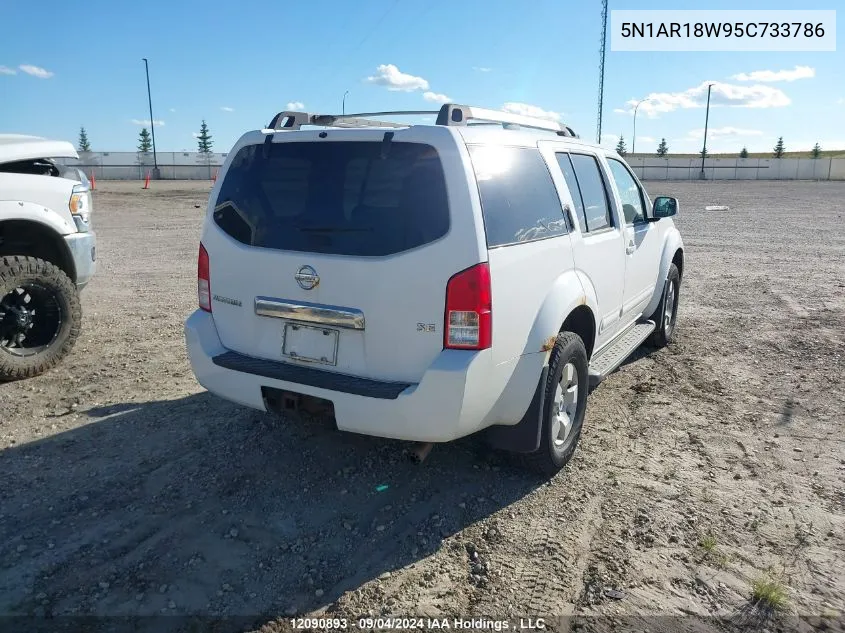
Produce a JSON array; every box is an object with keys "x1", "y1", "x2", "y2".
[{"x1": 267, "y1": 103, "x2": 578, "y2": 137}]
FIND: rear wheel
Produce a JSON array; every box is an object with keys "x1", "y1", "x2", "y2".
[
  {"x1": 0, "y1": 256, "x2": 81, "y2": 381},
  {"x1": 523, "y1": 331, "x2": 589, "y2": 476}
]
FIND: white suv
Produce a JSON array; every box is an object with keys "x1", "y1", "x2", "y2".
[{"x1": 184, "y1": 104, "x2": 684, "y2": 474}]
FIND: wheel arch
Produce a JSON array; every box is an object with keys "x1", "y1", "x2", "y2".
[
  {"x1": 0, "y1": 219, "x2": 76, "y2": 283},
  {"x1": 642, "y1": 227, "x2": 684, "y2": 318},
  {"x1": 560, "y1": 305, "x2": 596, "y2": 360},
  {"x1": 523, "y1": 268, "x2": 599, "y2": 361},
  {"x1": 672, "y1": 246, "x2": 684, "y2": 280}
]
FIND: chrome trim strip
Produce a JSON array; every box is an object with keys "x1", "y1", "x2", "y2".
[{"x1": 254, "y1": 297, "x2": 365, "y2": 330}]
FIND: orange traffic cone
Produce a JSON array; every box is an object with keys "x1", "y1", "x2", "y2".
[
  {"x1": 143, "y1": 170, "x2": 151, "y2": 189},
  {"x1": 89, "y1": 170, "x2": 96, "y2": 190}
]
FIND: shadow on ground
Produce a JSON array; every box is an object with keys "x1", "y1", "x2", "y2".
[{"x1": 0, "y1": 392, "x2": 542, "y2": 632}]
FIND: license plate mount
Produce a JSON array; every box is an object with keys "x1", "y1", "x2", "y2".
[{"x1": 282, "y1": 323, "x2": 339, "y2": 366}]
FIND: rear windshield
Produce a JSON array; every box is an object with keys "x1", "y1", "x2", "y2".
[{"x1": 212, "y1": 141, "x2": 450, "y2": 256}]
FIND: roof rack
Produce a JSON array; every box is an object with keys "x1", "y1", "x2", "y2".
[{"x1": 266, "y1": 103, "x2": 577, "y2": 137}]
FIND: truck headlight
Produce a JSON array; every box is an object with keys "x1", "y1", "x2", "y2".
[{"x1": 69, "y1": 184, "x2": 92, "y2": 232}]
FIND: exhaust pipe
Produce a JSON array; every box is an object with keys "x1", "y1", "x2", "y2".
[
  {"x1": 282, "y1": 393, "x2": 300, "y2": 412},
  {"x1": 409, "y1": 442, "x2": 434, "y2": 464}
]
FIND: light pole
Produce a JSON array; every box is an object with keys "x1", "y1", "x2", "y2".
[
  {"x1": 141, "y1": 58, "x2": 159, "y2": 179},
  {"x1": 700, "y1": 83, "x2": 715, "y2": 180},
  {"x1": 342, "y1": 90, "x2": 349, "y2": 115},
  {"x1": 632, "y1": 98, "x2": 651, "y2": 155}
]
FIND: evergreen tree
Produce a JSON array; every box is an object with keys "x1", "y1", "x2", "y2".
[
  {"x1": 773, "y1": 137, "x2": 785, "y2": 158},
  {"x1": 138, "y1": 128, "x2": 152, "y2": 153},
  {"x1": 656, "y1": 138, "x2": 668, "y2": 157},
  {"x1": 699, "y1": 146, "x2": 709, "y2": 158},
  {"x1": 615, "y1": 135, "x2": 627, "y2": 156},
  {"x1": 739, "y1": 146, "x2": 749, "y2": 159},
  {"x1": 78, "y1": 126, "x2": 91, "y2": 152},
  {"x1": 197, "y1": 120, "x2": 213, "y2": 154},
  {"x1": 810, "y1": 142, "x2": 822, "y2": 158}
]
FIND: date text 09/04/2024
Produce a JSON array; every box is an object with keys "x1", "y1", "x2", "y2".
[{"x1": 289, "y1": 617, "x2": 548, "y2": 630}]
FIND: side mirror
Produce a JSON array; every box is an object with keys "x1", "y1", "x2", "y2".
[{"x1": 652, "y1": 196, "x2": 678, "y2": 219}]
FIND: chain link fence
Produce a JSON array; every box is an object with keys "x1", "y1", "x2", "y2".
[{"x1": 76, "y1": 151, "x2": 227, "y2": 180}]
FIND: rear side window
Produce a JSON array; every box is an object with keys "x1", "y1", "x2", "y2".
[
  {"x1": 555, "y1": 153, "x2": 587, "y2": 233},
  {"x1": 566, "y1": 154, "x2": 613, "y2": 232},
  {"x1": 213, "y1": 141, "x2": 449, "y2": 256},
  {"x1": 469, "y1": 146, "x2": 568, "y2": 247}
]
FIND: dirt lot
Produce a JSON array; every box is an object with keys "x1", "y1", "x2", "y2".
[{"x1": 1, "y1": 180, "x2": 843, "y2": 632}]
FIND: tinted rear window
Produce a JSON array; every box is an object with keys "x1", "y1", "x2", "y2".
[
  {"x1": 468, "y1": 146, "x2": 568, "y2": 248},
  {"x1": 213, "y1": 141, "x2": 449, "y2": 256}
]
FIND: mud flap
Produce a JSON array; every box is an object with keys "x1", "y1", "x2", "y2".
[{"x1": 484, "y1": 366, "x2": 548, "y2": 453}]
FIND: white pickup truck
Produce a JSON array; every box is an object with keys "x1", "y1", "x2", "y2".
[
  {"x1": 185, "y1": 104, "x2": 684, "y2": 474},
  {"x1": 0, "y1": 135, "x2": 96, "y2": 380}
]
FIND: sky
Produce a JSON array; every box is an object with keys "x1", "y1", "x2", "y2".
[{"x1": 1, "y1": 0, "x2": 842, "y2": 155}]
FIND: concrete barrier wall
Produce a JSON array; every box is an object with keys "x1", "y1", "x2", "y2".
[
  {"x1": 628, "y1": 157, "x2": 844, "y2": 181},
  {"x1": 74, "y1": 152, "x2": 845, "y2": 181},
  {"x1": 831, "y1": 159, "x2": 845, "y2": 180}
]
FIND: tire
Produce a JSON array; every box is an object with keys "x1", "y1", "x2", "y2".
[
  {"x1": 523, "y1": 331, "x2": 589, "y2": 476},
  {"x1": 0, "y1": 256, "x2": 82, "y2": 381},
  {"x1": 648, "y1": 263, "x2": 680, "y2": 348}
]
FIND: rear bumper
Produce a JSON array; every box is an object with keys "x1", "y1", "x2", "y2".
[
  {"x1": 63, "y1": 230, "x2": 97, "y2": 290},
  {"x1": 184, "y1": 310, "x2": 544, "y2": 443}
]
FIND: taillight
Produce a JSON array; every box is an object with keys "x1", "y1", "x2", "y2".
[
  {"x1": 444, "y1": 263, "x2": 492, "y2": 350},
  {"x1": 198, "y1": 243, "x2": 211, "y2": 312}
]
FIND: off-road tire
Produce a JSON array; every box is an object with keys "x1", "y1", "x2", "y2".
[
  {"x1": 648, "y1": 263, "x2": 680, "y2": 348},
  {"x1": 523, "y1": 331, "x2": 589, "y2": 477},
  {"x1": 0, "y1": 256, "x2": 81, "y2": 381}
]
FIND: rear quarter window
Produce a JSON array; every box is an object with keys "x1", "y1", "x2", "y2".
[
  {"x1": 468, "y1": 145, "x2": 568, "y2": 248},
  {"x1": 212, "y1": 141, "x2": 450, "y2": 256}
]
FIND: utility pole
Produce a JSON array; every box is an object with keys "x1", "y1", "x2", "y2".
[
  {"x1": 142, "y1": 58, "x2": 159, "y2": 179},
  {"x1": 700, "y1": 83, "x2": 714, "y2": 180},
  {"x1": 343, "y1": 90, "x2": 349, "y2": 115},
  {"x1": 632, "y1": 98, "x2": 650, "y2": 155},
  {"x1": 596, "y1": 0, "x2": 608, "y2": 144}
]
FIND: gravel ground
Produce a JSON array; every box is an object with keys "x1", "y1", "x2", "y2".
[{"x1": 1, "y1": 180, "x2": 843, "y2": 633}]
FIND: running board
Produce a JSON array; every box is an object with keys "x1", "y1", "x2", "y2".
[{"x1": 588, "y1": 321, "x2": 655, "y2": 388}]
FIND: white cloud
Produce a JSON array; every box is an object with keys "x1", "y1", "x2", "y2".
[
  {"x1": 685, "y1": 127, "x2": 763, "y2": 140},
  {"x1": 627, "y1": 81, "x2": 790, "y2": 118},
  {"x1": 366, "y1": 64, "x2": 429, "y2": 92},
  {"x1": 423, "y1": 91, "x2": 451, "y2": 104},
  {"x1": 192, "y1": 132, "x2": 200, "y2": 138},
  {"x1": 502, "y1": 102, "x2": 562, "y2": 122},
  {"x1": 600, "y1": 133, "x2": 620, "y2": 148},
  {"x1": 732, "y1": 65, "x2": 815, "y2": 82},
  {"x1": 131, "y1": 119, "x2": 165, "y2": 126},
  {"x1": 838, "y1": 98, "x2": 845, "y2": 105},
  {"x1": 637, "y1": 136, "x2": 656, "y2": 144},
  {"x1": 286, "y1": 101, "x2": 305, "y2": 110},
  {"x1": 169, "y1": 108, "x2": 176, "y2": 112},
  {"x1": 19, "y1": 64, "x2": 53, "y2": 79},
  {"x1": 0, "y1": 65, "x2": 16, "y2": 75},
  {"x1": 613, "y1": 108, "x2": 628, "y2": 114},
  {"x1": 220, "y1": 106, "x2": 234, "y2": 112},
  {"x1": 473, "y1": 66, "x2": 492, "y2": 73}
]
